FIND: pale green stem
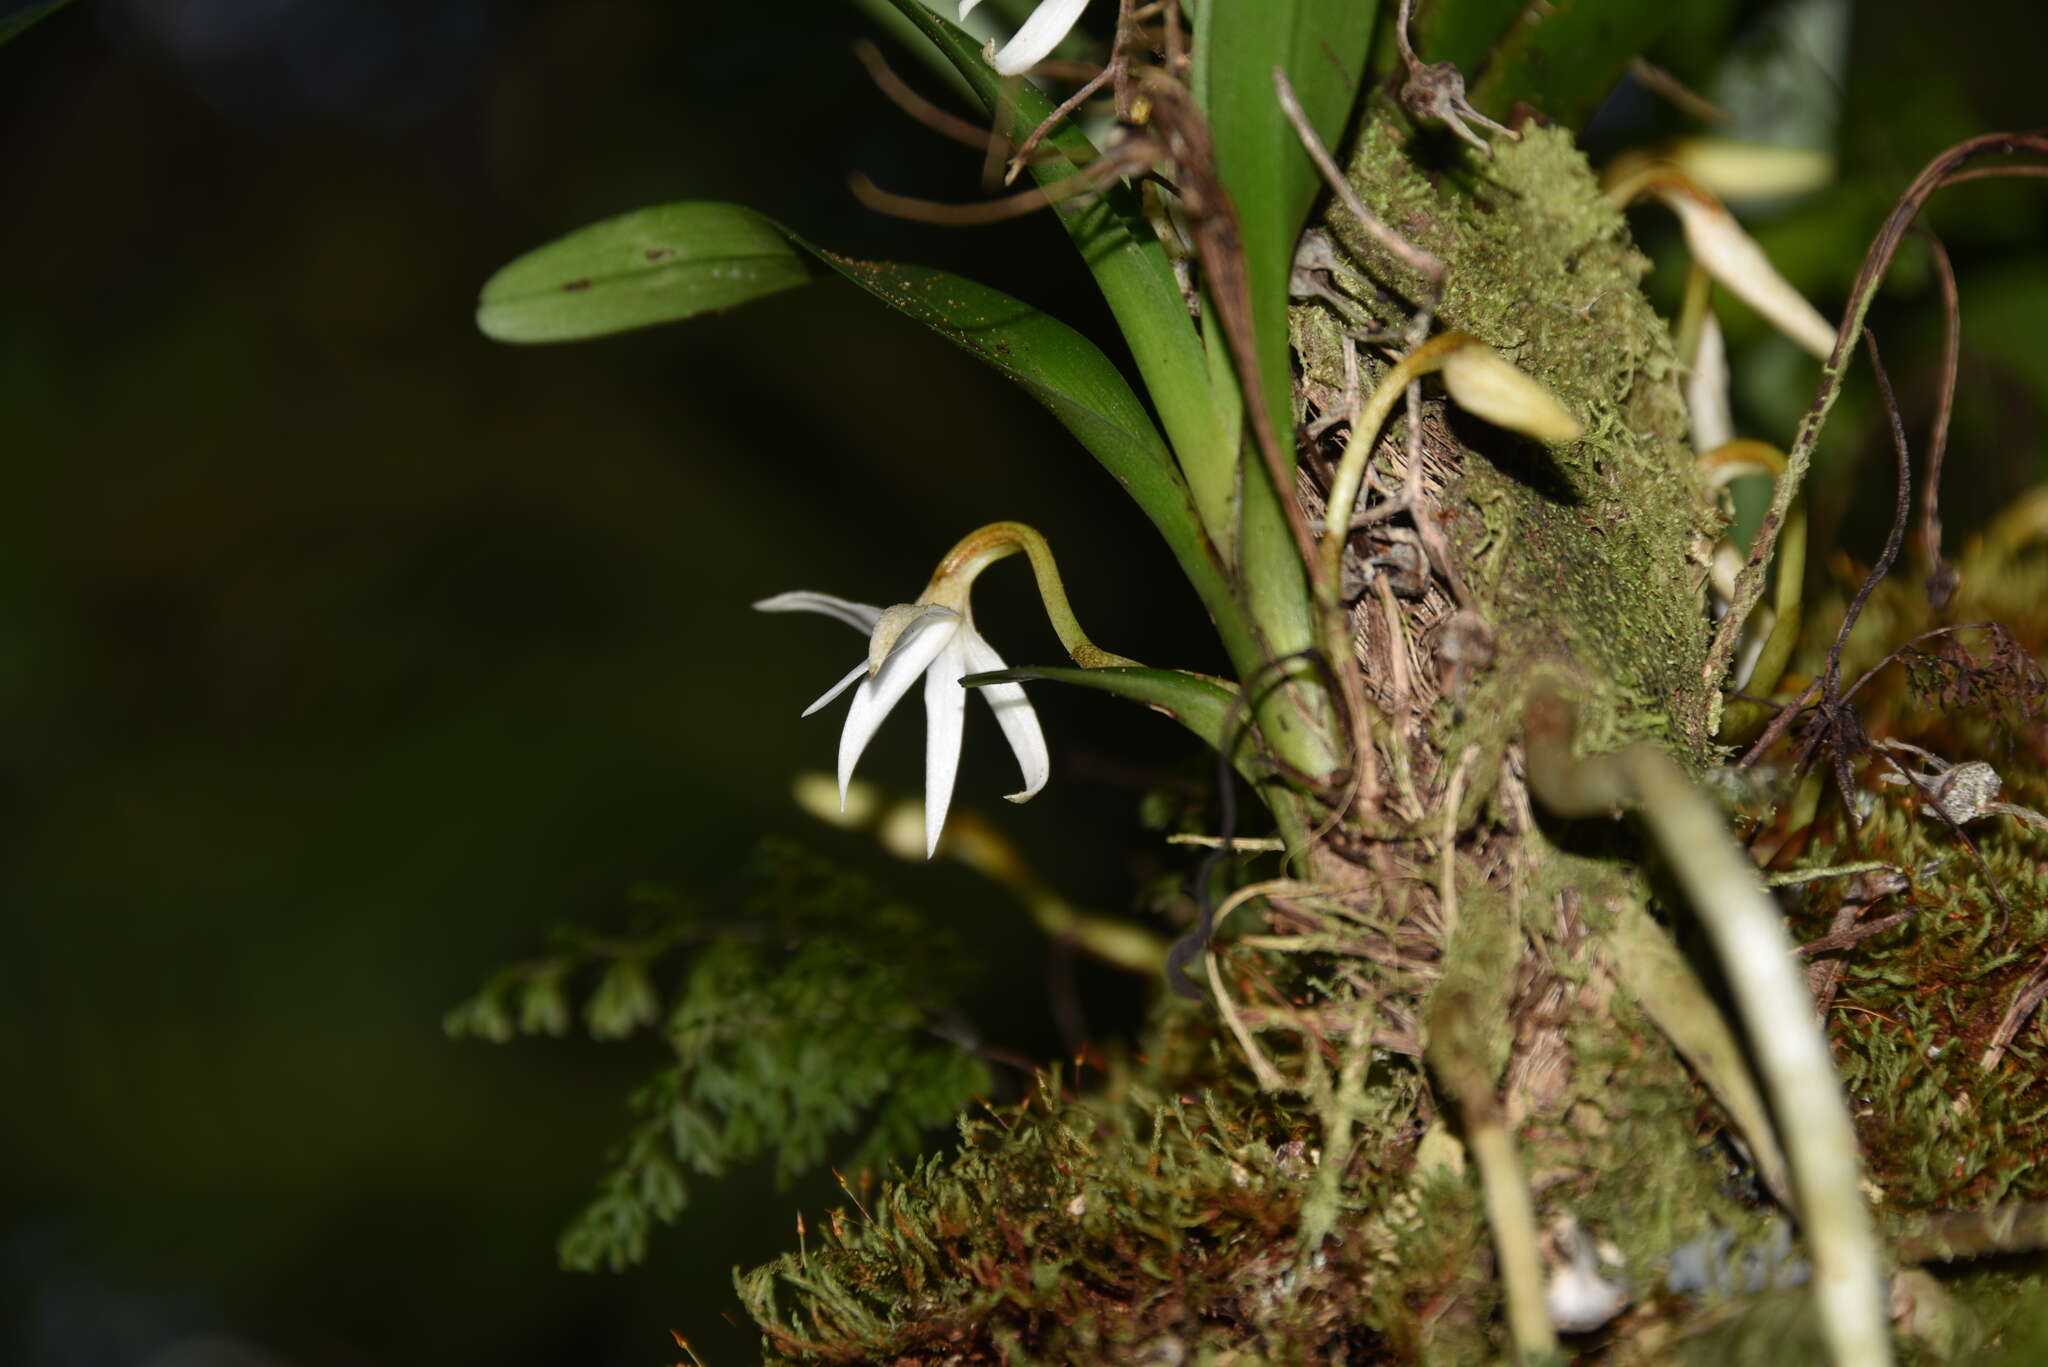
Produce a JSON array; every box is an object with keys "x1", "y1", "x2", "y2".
[
  {"x1": 1426, "y1": 986, "x2": 1559, "y2": 1365},
  {"x1": 1674, "y1": 261, "x2": 1714, "y2": 371},
  {"x1": 1523, "y1": 696, "x2": 1892, "y2": 1367},
  {"x1": 1767, "y1": 861, "x2": 1898, "y2": 888},
  {"x1": 923, "y1": 521, "x2": 1142, "y2": 669}
]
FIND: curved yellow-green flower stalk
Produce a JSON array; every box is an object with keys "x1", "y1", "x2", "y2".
[{"x1": 1319, "y1": 333, "x2": 1580, "y2": 596}]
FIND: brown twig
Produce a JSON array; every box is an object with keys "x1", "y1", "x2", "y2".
[
  {"x1": 1706, "y1": 132, "x2": 2048, "y2": 691},
  {"x1": 1273, "y1": 70, "x2": 1446, "y2": 291},
  {"x1": 1006, "y1": 0, "x2": 1139, "y2": 178},
  {"x1": 1803, "y1": 331, "x2": 1913, "y2": 827},
  {"x1": 1912, "y1": 225, "x2": 1961, "y2": 609},
  {"x1": 848, "y1": 153, "x2": 1142, "y2": 225},
  {"x1": 1802, "y1": 869, "x2": 1911, "y2": 1014}
]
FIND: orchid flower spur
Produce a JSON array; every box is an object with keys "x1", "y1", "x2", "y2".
[{"x1": 959, "y1": 0, "x2": 1088, "y2": 77}]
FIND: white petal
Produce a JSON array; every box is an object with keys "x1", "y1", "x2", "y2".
[
  {"x1": 753, "y1": 590, "x2": 885, "y2": 634},
  {"x1": 958, "y1": 0, "x2": 986, "y2": 16},
  {"x1": 801, "y1": 660, "x2": 869, "y2": 718},
  {"x1": 1686, "y1": 309, "x2": 1735, "y2": 454},
  {"x1": 836, "y1": 612, "x2": 959, "y2": 808},
  {"x1": 988, "y1": 0, "x2": 1090, "y2": 76},
  {"x1": 1666, "y1": 191, "x2": 1837, "y2": 361},
  {"x1": 922, "y1": 636, "x2": 969, "y2": 858},
  {"x1": 957, "y1": 626, "x2": 1048, "y2": 804}
]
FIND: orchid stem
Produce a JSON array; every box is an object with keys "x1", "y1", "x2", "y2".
[
  {"x1": 925, "y1": 521, "x2": 1142, "y2": 669},
  {"x1": 1674, "y1": 261, "x2": 1714, "y2": 371}
]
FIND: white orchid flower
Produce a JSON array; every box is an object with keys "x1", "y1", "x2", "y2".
[
  {"x1": 755, "y1": 589, "x2": 1048, "y2": 858},
  {"x1": 959, "y1": 0, "x2": 1089, "y2": 77}
]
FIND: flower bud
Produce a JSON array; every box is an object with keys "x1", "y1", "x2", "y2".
[{"x1": 1438, "y1": 344, "x2": 1583, "y2": 444}]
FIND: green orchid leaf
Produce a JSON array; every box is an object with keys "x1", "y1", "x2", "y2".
[
  {"x1": 1193, "y1": 0, "x2": 1376, "y2": 472},
  {"x1": 877, "y1": 0, "x2": 1241, "y2": 554},
  {"x1": 962, "y1": 666, "x2": 1242, "y2": 754},
  {"x1": 1187, "y1": 0, "x2": 1369, "y2": 775},
  {"x1": 1, "y1": 0, "x2": 76, "y2": 45},
  {"x1": 477, "y1": 201, "x2": 1251, "y2": 666},
  {"x1": 476, "y1": 203, "x2": 817, "y2": 343},
  {"x1": 1607, "y1": 900, "x2": 1793, "y2": 1208}
]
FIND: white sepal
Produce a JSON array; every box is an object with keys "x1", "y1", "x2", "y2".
[{"x1": 987, "y1": 0, "x2": 1089, "y2": 76}]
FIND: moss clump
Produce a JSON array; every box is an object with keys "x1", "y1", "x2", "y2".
[{"x1": 738, "y1": 1042, "x2": 1458, "y2": 1366}]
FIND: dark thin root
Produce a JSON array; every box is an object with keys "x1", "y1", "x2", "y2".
[
  {"x1": 1913, "y1": 225, "x2": 1961, "y2": 608},
  {"x1": 1008, "y1": 66, "x2": 1115, "y2": 178},
  {"x1": 1707, "y1": 133, "x2": 2048, "y2": 687},
  {"x1": 1823, "y1": 331, "x2": 1915, "y2": 711},
  {"x1": 1007, "y1": 0, "x2": 1136, "y2": 178},
  {"x1": 852, "y1": 40, "x2": 1005, "y2": 156},
  {"x1": 1840, "y1": 622, "x2": 2005, "y2": 706},
  {"x1": 849, "y1": 162, "x2": 1131, "y2": 226},
  {"x1": 1938, "y1": 164, "x2": 2048, "y2": 188},
  {"x1": 1798, "y1": 908, "x2": 1913, "y2": 956},
  {"x1": 1166, "y1": 648, "x2": 1352, "y2": 999}
]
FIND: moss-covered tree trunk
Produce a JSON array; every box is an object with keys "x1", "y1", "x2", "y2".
[{"x1": 733, "y1": 103, "x2": 2045, "y2": 1367}]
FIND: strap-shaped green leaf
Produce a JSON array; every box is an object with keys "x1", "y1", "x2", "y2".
[
  {"x1": 1193, "y1": 0, "x2": 1377, "y2": 475},
  {"x1": 477, "y1": 203, "x2": 817, "y2": 343},
  {"x1": 476, "y1": 201, "x2": 1251, "y2": 665},
  {"x1": 962, "y1": 665, "x2": 1240, "y2": 753}
]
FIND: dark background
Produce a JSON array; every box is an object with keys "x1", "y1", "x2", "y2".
[{"x1": 2, "y1": 2, "x2": 2042, "y2": 1365}]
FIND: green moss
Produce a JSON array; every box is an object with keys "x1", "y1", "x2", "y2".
[
  {"x1": 738, "y1": 1044, "x2": 1448, "y2": 1365},
  {"x1": 1305, "y1": 118, "x2": 1720, "y2": 765}
]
